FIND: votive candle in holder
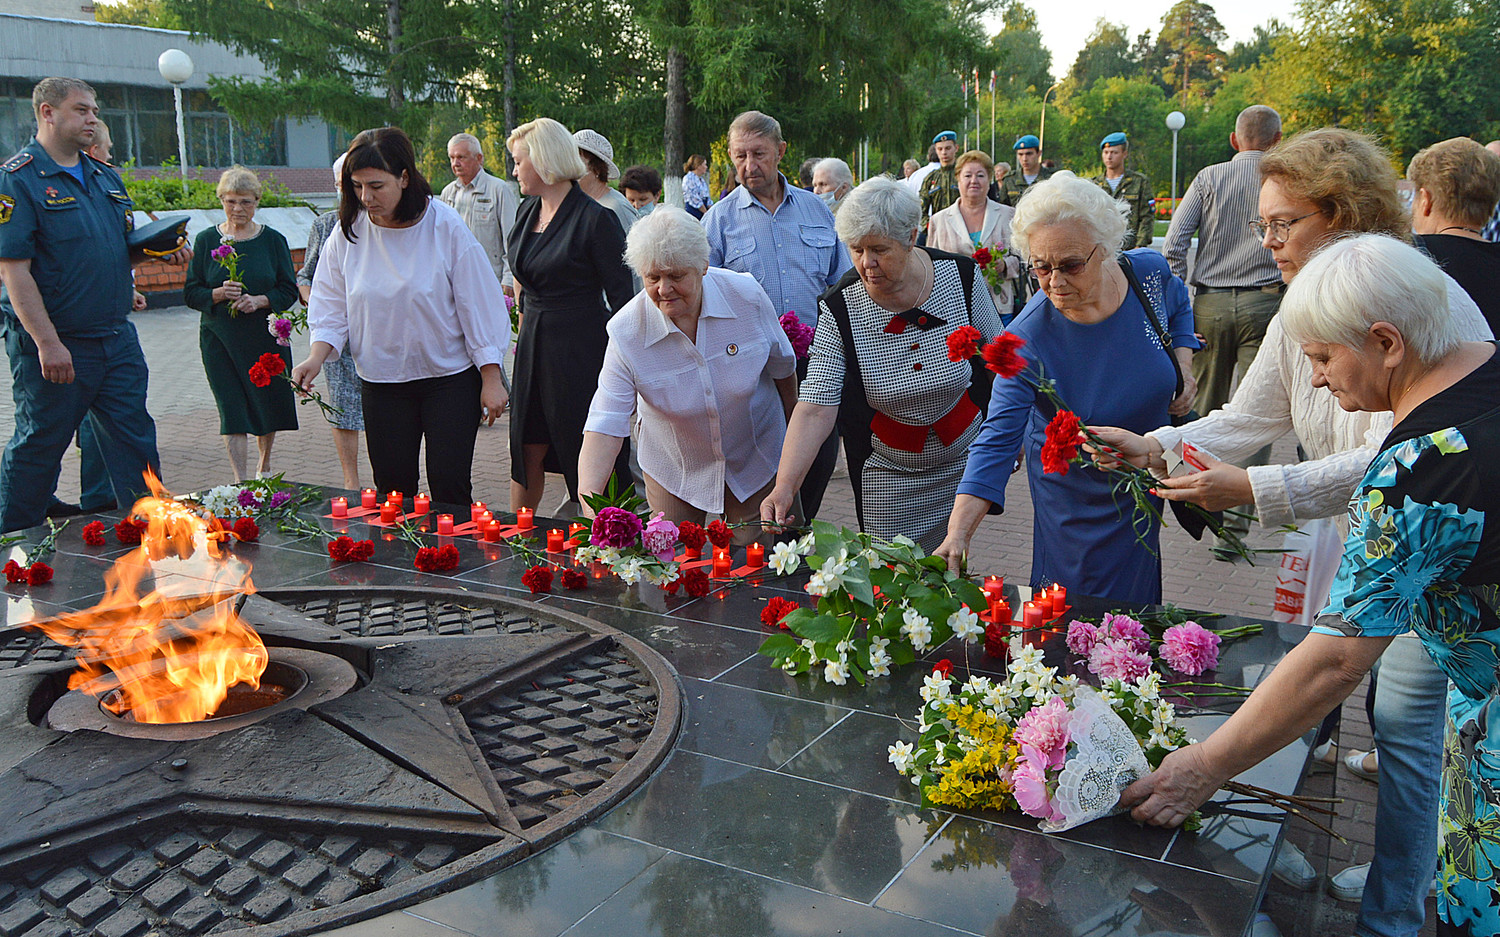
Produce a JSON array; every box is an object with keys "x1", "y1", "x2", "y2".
[
  {"x1": 684, "y1": 544, "x2": 702, "y2": 560},
  {"x1": 1051, "y1": 585, "x2": 1067, "y2": 615},
  {"x1": 712, "y1": 548, "x2": 732, "y2": 577},
  {"x1": 479, "y1": 510, "x2": 494, "y2": 526},
  {"x1": 379, "y1": 502, "x2": 398, "y2": 524},
  {"x1": 331, "y1": 497, "x2": 348, "y2": 518},
  {"x1": 484, "y1": 520, "x2": 501, "y2": 542},
  {"x1": 547, "y1": 528, "x2": 565, "y2": 552},
  {"x1": 1023, "y1": 601, "x2": 1044, "y2": 632},
  {"x1": 568, "y1": 522, "x2": 586, "y2": 545},
  {"x1": 994, "y1": 598, "x2": 1012, "y2": 624},
  {"x1": 471, "y1": 501, "x2": 487, "y2": 524},
  {"x1": 982, "y1": 575, "x2": 1004, "y2": 602},
  {"x1": 414, "y1": 493, "x2": 430, "y2": 516},
  {"x1": 516, "y1": 507, "x2": 534, "y2": 531},
  {"x1": 745, "y1": 542, "x2": 765, "y2": 568},
  {"x1": 436, "y1": 514, "x2": 455, "y2": 535},
  {"x1": 361, "y1": 488, "x2": 378, "y2": 509}
]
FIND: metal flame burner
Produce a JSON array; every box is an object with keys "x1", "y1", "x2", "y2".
[{"x1": 45, "y1": 648, "x2": 357, "y2": 741}]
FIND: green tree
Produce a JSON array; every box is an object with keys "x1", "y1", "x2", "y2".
[
  {"x1": 1059, "y1": 76, "x2": 1171, "y2": 184},
  {"x1": 1153, "y1": 0, "x2": 1227, "y2": 104},
  {"x1": 1224, "y1": 19, "x2": 1289, "y2": 71},
  {"x1": 1067, "y1": 20, "x2": 1138, "y2": 91},
  {"x1": 988, "y1": 1, "x2": 1053, "y2": 99},
  {"x1": 94, "y1": 0, "x2": 184, "y2": 29}
]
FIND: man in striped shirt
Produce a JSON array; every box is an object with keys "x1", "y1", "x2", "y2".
[{"x1": 1164, "y1": 105, "x2": 1284, "y2": 419}]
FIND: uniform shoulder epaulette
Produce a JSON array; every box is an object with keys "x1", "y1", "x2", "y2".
[{"x1": 2, "y1": 152, "x2": 33, "y2": 173}]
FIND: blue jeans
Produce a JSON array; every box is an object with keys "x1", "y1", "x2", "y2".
[
  {"x1": 1358, "y1": 633, "x2": 1447, "y2": 937},
  {"x1": 0, "y1": 321, "x2": 160, "y2": 532}
]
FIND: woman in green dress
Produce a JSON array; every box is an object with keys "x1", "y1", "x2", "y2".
[{"x1": 184, "y1": 166, "x2": 300, "y2": 480}]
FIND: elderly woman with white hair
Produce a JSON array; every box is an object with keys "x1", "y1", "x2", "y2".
[
  {"x1": 578, "y1": 207, "x2": 797, "y2": 542},
  {"x1": 1121, "y1": 233, "x2": 1500, "y2": 937},
  {"x1": 506, "y1": 117, "x2": 635, "y2": 514},
  {"x1": 811, "y1": 157, "x2": 854, "y2": 214},
  {"x1": 762, "y1": 176, "x2": 1004, "y2": 551},
  {"x1": 934, "y1": 172, "x2": 1199, "y2": 603}
]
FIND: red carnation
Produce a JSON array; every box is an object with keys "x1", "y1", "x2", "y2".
[
  {"x1": 659, "y1": 576, "x2": 681, "y2": 595},
  {"x1": 257, "y1": 352, "x2": 286, "y2": 377},
  {"x1": 349, "y1": 539, "x2": 374, "y2": 561},
  {"x1": 436, "y1": 544, "x2": 461, "y2": 570},
  {"x1": 706, "y1": 520, "x2": 733, "y2": 550},
  {"x1": 115, "y1": 518, "x2": 146, "y2": 544},
  {"x1": 761, "y1": 596, "x2": 800, "y2": 629},
  {"x1": 560, "y1": 568, "x2": 587, "y2": 590},
  {"x1": 232, "y1": 517, "x2": 260, "y2": 542},
  {"x1": 981, "y1": 332, "x2": 1027, "y2": 378},
  {"x1": 681, "y1": 567, "x2": 711, "y2": 598},
  {"x1": 413, "y1": 546, "x2": 440, "y2": 572},
  {"x1": 1040, "y1": 410, "x2": 1082, "y2": 476},
  {"x1": 521, "y1": 564, "x2": 554, "y2": 594},
  {"x1": 328, "y1": 536, "x2": 354, "y2": 561},
  {"x1": 984, "y1": 621, "x2": 1009, "y2": 659},
  {"x1": 81, "y1": 520, "x2": 106, "y2": 546},
  {"x1": 677, "y1": 522, "x2": 707, "y2": 551},
  {"x1": 3, "y1": 560, "x2": 25, "y2": 583},
  {"x1": 247, "y1": 363, "x2": 271, "y2": 387},
  {"x1": 25, "y1": 562, "x2": 53, "y2": 586},
  {"x1": 946, "y1": 325, "x2": 982, "y2": 362},
  {"x1": 933, "y1": 658, "x2": 954, "y2": 677}
]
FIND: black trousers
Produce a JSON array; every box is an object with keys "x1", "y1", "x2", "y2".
[
  {"x1": 361, "y1": 368, "x2": 482, "y2": 506},
  {"x1": 796, "y1": 356, "x2": 839, "y2": 521}
]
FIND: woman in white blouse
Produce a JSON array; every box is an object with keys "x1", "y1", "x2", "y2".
[
  {"x1": 292, "y1": 127, "x2": 510, "y2": 505},
  {"x1": 926, "y1": 149, "x2": 1020, "y2": 320},
  {"x1": 577, "y1": 207, "x2": 797, "y2": 543}
]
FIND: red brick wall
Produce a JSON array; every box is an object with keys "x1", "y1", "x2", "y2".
[{"x1": 138, "y1": 248, "x2": 306, "y2": 295}]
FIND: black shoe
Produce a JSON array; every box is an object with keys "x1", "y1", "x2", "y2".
[
  {"x1": 79, "y1": 499, "x2": 117, "y2": 513},
  {"x1": 46, "y1": 499, "x2": 84, "y2": 519}
]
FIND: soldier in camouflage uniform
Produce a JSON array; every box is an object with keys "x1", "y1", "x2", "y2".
[
  {"x1": 997, "y1": 134, "x2": 1054, "y2": 207},
  {"x1": 1092, "y1": 131, "x2": 1155, "y2": 250},
  {"x1": 918, "y1": 130, "x2": 959, "y2": 233}
]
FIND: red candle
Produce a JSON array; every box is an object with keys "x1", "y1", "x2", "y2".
[
  {"x1": 547, "y1": 528, "x2": 565, "y2": 551},
  {"x1": 745, "y1": 542, "x2": 765, "y2": 568},
  {"x1": 1023, "y1": 601, "x2": 1044, "y2": 632},
  {"x1": 387, "y1": 491, "x2": 403, "y2": 508},
  {"x1": 484, "y1": 520, "x2": 501, "y2": 542},
  {"x1": 479, "y1": 510, "x2": 494, "y2": 526},
  {"x1": 995, "y1": 598, "x2": 1012, "y2": 623},
  {"x1": 684, "y1": 545, "x2": 701, "y2": 560},
  {"x1": 1051, "y1": 585, "x2": 1067, "y2": 615},
  {"x1": 414, "y1": 493, "x2": 430, "y2": 515},
  {"x1": 379, "y1": 502, "x2": 398, "y2": 523},
  {"x1": 471, "y1": 501, "x2": 487, "y2": 524},
  {"x1": 436, "y1": 514, "x2": 454, "y2": 535},
  {"x1": 983, "y1": 575, "x2": 1004, "y2": 601},
  {"x1": 331, "y1": 497, "x2": 348, "y2": 518},
  {"x1": 361, "y1": 488, "x2": 378, "y2": 509},
  {"x1": 569, "y1": 521, "x2": 586, "y2": 544},
  {"x1": 712, "y1": 548, "x2": 732, "y2": 577},
  {"x1": 516, "y1": 507, "x2": 534, "y2": 531}
]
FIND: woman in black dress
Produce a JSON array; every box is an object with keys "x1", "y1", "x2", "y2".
[{"x1": 506, "y1": 118, "x2": 635, "y2": 512}]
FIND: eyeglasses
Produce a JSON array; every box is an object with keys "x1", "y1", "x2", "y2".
[
  {"x1": 1248, "y1": 212, "x2": 1321, "y2": 242},
  {"x1": 1028, "y1": 246, "x2": 1098, "y2": 281}
]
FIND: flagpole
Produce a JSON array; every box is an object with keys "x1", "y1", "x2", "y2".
[
  {"x1": 962, "y1": 76, "x2": 969, "y2": 149},
  {"x1": 989, "y1": 70, "x2": 996, "y2": 160},
  {"x1": 973, "y1": 68, "x2": 981, "y2": 154}
]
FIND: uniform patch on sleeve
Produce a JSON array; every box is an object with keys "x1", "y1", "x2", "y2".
[{"x1": 0, "y1": 193, "x2": 14, "y2": 225}]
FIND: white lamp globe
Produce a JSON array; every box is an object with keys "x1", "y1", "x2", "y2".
[
  {"x1": 158, "y1": 49, "x2": 194, "y2": 85},
  {"x1": 1165, "y1": 111, "x2": 1186, "y2": 132}
]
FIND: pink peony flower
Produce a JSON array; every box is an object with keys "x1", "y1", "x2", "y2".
[
  {"x1": 1064, "y1": 619, "x2": 1100, "y2": 656},
  {"x1": 1012, "y1": 696, "x2": 1070, "y2": 769},
  {"x1": 1101, "y1": 612, "x2": 1151, "y2": 653},
  {"x1": 779, "y1": 311, "x2": 815, "y2": 359},
  {"x1": 1012, "y1": 744, "x2": 1064, "y2": 823},
  {"x1": 1088, "y1": 637, "x2": 1152, "y2": 682},
  {"x1": 641, "y1": 512, "x2": 679, "y2": 562},
  {"x1": 590, "y1": 507, "x2": 644, "y2": 549},
  {"x1": 1160, "y1": 621, "x2": 1221, "y2": 675}
]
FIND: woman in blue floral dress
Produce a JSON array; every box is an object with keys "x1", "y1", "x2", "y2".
[{"x1": 1119, "y1": 234, "x2": 1500, "y2": 936}]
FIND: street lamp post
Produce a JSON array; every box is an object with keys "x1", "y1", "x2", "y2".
[
  {"x1": 1166, "y1": 110, "x2": 1186, "y2": 218},
  {"x1": 1038, "y1": 81, "x2": 1061, "y2": 152},
  {"x1": 157, "y1": 49, "x2": 194, "y2": 195}
]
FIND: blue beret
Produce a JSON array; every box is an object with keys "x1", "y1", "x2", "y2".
[
  {"x1": 1100, "y1": 132, "x2": 1128, "y2": 148},
  {"x1": 1013, "y1": 135, "x2": 1040, "y2": 150},
  {"x1": 932, "y1": 130, "x2": 957, "y2": 144}
]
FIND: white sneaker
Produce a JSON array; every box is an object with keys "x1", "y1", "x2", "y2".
[
  {"x1": 1272, "y1": 841, "x2": 1318, "y2": 891},
  {"x1": 1251, "y1": 912, "x2": 1283, "y2": 937},
  {"x1": 1328, "y1": 862, "x2": 1368, "y2": 902}
]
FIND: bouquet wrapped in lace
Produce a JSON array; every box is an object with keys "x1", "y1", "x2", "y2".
[{"x1": 889, "y1": 648, "x2": 1191, "y2": 832}]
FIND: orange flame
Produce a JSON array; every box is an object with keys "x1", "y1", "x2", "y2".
[{"x1": 31, "y1": 470, "x2": 268, "y2": 723}]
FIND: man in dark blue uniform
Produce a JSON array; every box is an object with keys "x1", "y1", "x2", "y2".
[{"x1": 0, "y1": 77, "x2": 190, "y2": 533}]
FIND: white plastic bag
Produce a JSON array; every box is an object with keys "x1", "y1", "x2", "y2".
[{"x1": 1272, "y1": 517, "x2": 1343, "y2": 626}]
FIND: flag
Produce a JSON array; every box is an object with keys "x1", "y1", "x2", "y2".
[{"x1": 990, "y1": 70, "x2": 997, "y2": 92}]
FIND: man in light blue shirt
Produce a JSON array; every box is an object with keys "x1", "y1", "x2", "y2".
[{"x1": 703, "y1": 110, "x2": 851, "y2": 520}]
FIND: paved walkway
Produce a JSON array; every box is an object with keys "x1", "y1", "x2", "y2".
[{"x1": 2, "y1": 307, "x2": 1434, "y2": 936}]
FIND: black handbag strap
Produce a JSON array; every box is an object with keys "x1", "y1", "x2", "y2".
[{"x1": 1118, "y1": 254, "x2": 1184, "y2": 400}]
